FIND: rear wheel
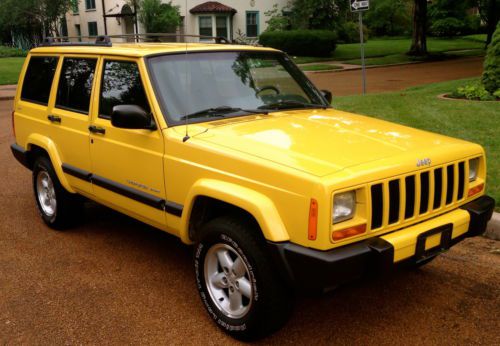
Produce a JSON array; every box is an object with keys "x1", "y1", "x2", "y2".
[
  {"x1": 194, "y1": 215, "x2": 293, "y2": 340},
  {"x1": 32, "y1": 156, "x2": 82, "y2": 230}
]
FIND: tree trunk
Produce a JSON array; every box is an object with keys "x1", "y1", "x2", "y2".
[
  {"x1": 408, "y1": 0, "x2": 428, "y2": 56},
  {"x1": 484, "y1": 0, "x2": 498, "y2": 46}
]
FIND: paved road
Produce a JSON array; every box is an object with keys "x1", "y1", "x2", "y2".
[
  {"x1": 1, "y1": 99, "x2": 499, "y2": 344},
  {"x1": 308, "y1": 57, "x2": 484, "y2": 96}
]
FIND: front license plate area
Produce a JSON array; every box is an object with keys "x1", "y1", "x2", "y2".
[{"x1": 415, "y1": 224, "x2": 453, "y2": 263}]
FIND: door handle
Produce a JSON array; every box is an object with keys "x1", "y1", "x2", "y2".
[
  {"x1": 88, "y1": 125, "x2": 106, "y2": 135},
  {"x1": 47, "y1": 115, "x2": 61, "y2": 123}
]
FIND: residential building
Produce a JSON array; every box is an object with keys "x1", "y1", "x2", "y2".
[{"x1": 64, "y1": 0, "x2": 289, "y2": 41}]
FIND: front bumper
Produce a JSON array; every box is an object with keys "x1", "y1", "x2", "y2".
[{"x1": 267, "y1": 195, "x2": 495, "y2": 292}]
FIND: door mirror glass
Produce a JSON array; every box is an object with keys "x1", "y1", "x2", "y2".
[
  {"x1": 321, "y1": 89, "x2": 333, "y2": 104},
  {"x1": 111, "y1": 105, "x2": 156, "y2": 130}
]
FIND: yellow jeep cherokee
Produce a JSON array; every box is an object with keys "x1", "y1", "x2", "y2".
[{"x1": 11, "y1": 36, "x2": 495, "y2": 340}]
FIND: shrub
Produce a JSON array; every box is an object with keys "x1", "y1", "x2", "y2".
[
  {"x1": 430, "y1": 17, "x2": 464, "y2": 37},
  {"x1": 451, "y1": 81, "x2": 496, "y2": 101},
  {"x1": 0, "y1": 46, "x2": 26, "y2": 57},
  {"x1": 482, "y1": 23, "x2": 500, "y2": 94},
  {"x1": 337, "y1": 22, "x2": 369, "y2": 44},
  {"x1": 259, "y1": 30, "x2": 337, "y2": 57}
]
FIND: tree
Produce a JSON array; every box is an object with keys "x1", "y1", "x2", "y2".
[
  {"x1": 482, "y1": 22, "x2": 500, "y2": 93},
  {"x1": 364, "y1": 0, "x2": 412, "y2": 36},
  {"x1": 408, "y1": 0, "x2": 428, "y2": 56},
  {"x1": 137, "y1": 0, "x2": 181, "y2": 34},
  {"x1": 476, "y1": 0, "x2": 499, "y2": 45},
  {"x1": 288, "y1": 0, "x2": 349, "y2": 31}
]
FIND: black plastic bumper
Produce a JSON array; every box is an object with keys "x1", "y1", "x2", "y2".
[
  {"x1": 267, "y1": 195, "x2": 495, "y2": 292},
  {"x1": 10, "y1": 143, "x2": 30, "y2": 169}
]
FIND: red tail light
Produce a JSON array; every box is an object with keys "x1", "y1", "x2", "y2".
[{"x1": 11, "y1": 111, "x2": 15, "y2": 137}]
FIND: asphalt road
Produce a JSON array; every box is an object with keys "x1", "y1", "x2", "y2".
[
  {"x1": 1, "y1": 98, "x2": 499, "y2": 344},
  {"x1": 308, "y1": 57, "x2": 484, "y2": 96}
]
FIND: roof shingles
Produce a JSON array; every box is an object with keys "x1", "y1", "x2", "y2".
[{"x1": 190, "y1": 1, "x2": 237, "y2": 14}]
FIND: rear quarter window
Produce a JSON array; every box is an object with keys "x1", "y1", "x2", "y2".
[{"x1": 21, "y1": 56, "x2": 59, "y2": 105}]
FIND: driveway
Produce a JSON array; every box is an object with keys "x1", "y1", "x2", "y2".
[
  {"x1": 1, "y1": 99, "x2": 499, "y2": 344},
  {"x1": 308, "y1": 57, "x2": 485, "y2": 96}
]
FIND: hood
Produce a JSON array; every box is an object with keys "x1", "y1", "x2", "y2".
[{"x1": 193, "y1": 109, "x2": 468, "y2": 177}]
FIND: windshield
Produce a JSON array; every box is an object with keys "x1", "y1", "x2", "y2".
[{"x1": 147, "y1": 51, "x2": 328, "y2": 125}]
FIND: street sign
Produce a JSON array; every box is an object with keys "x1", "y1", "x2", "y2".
[{"x1": 350, "y1": 0, "x2": 369, "y2": 12}]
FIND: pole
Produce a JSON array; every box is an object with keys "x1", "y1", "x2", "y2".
[
  {"x1": 101, "y1": 0, "x2": 108, "y2": 35},
  {"x1": 359, "y1": 11, "x2": 366, "y2": 95}
]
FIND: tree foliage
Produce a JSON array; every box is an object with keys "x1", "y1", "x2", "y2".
[
  {"x1": 482, "y1": 22, "x2": 500, "y2": 93},
  {"x1": 364, "y1": 0, "x2": 412, "y2": 36},
  {"x1": 137, "y1": 0, "x2": 181, "y2": 34}
]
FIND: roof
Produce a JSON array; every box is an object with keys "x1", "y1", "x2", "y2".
[
  {"x1": 190, "y1": 1, "x2": 237, "y2": 14},
  {"x1": 29, "y1": 42, "x2": 275, "y2": 58}
]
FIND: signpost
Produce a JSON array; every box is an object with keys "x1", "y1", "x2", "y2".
[{"x1": 350, "y1": 0, "x2": 369, "y2": 95}]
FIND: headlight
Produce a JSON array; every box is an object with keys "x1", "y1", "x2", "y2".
[
  {"x1": 469, "y1": 158, "x2": 479, "y2": 182},
  {"x1": 333, "y1": 191, "x2": 356, "y2": 224}
]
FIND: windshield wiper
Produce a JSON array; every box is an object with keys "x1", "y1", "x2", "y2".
[
  {"x1": 258, "y1": 100, "x2": 328, "y2": 110},
  {"x1": 180, "y1": 106, "x2": 268, "y2": 121}
]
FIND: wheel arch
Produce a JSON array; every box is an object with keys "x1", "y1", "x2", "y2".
[{"x1": 181, "y1": 179, "x2": 290, "y2": 244}]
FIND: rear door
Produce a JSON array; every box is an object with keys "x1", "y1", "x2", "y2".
[
  {"x1": 88, "y1": 57, "x2": 166, "y2": 229},
  {"x1": 49, "y1": 55, "x2": 98, "y2": 195}
]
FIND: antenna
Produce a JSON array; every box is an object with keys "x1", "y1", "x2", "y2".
[{"x1": 182, "y1": 0, "x2": 190, "y2": 143}]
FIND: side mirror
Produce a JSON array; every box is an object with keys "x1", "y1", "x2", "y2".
[
  {"x1": 111, "y1": 105, "x2": 156, "y2": 130},
  {"x1": 321, "y1": 90, "x2": 333, "y2": 104}
]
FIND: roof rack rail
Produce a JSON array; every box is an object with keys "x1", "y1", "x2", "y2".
[{"x1": 39, "y1": 33, "x2": 234, "y2": 47}]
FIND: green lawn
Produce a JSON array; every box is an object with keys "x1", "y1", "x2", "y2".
[
  {"x1": 293, "y1": 36, "x2": 487, "y2": 65},
  {"x1": 300, "y1": 64, "x2": 342, "y2": 71},
  {"x1": 333, "y1": 78, "x2": 500, "y2": 209},
  {"x1": 0, "y1": 57, "x2": 25, "y2": 85}
]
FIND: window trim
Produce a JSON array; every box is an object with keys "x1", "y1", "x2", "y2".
[
  {"x1": 85, "y1": 0, "x2": 96, "y2": 11},
  {"x1": 20, "y1": 55, "x2": 60, "y2": 106},
  {"x1": 54, "y1": 56, "x2": 98, "y2": 115},
  {"x1": 198, "y1": 15, "x2": 214, "y2": 38},
  {"x1": 246, "y1": 11, "x2": 259, "y2": 38}
]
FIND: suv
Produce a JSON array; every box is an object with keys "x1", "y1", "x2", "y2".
[{"x1": 11, "y1": 37, "x2": 494, "y2": 340}]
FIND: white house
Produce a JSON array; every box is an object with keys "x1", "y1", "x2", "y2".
[{"x1": 64, "y1": 0, "x2": 289, "y2": 42}]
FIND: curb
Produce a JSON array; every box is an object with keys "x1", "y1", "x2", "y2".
[
  {"x1": 485, "y1": 212, "x2": 500, "y2": 241},
  {"x1": 0, "y1": 95, "x2": 14, "y2": 101}
]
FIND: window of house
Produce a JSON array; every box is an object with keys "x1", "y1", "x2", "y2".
[
  {"x1": 88, "y1": 22, "x2": 98, "y2": 37},
  {"x1": 85, "y1": 0, "x2": 96, "y2": 10},
  {"x1": 60, "y1": 17, "x2": 68, "y2": 37},
  {"x1": 216, "y1": 16, "x2": 228, "y2": 38},
  {"x1": 75, "y1": 24, "x2": 82, "y2": 41},
  {"x1": 71, "y1": 0, "x2": 79, "y2": 14},
  {"x1": 246, "y1": 11, "x2": 259, "y2": 37},
  {"x1": 199, "y1": 16, "x2": 213, "y2": 37},
  {"x1": 99, "y1": 61, "x2": 150, "y2": 119},
  {"x1": 21, "y1": 56, "x2": 59, "y2": 105},
  {"x1": 56, "y1": 58, "x2": 97, "y2": 114}
]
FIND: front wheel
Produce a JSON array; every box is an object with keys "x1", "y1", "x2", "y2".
[{"x1": 194, "y1": 216, "x2": 293, "y2": 340}]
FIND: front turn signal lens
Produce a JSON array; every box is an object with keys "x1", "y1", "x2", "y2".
[
  {"x1": 332, "y1": 224, "x2": 366, "y2": 241},
  {"x1": 468, "y1": 183, "x2": 484, "y2": 197},
  {"x1": 308, "y1": 199, "x2": 318, "y2": 240}
]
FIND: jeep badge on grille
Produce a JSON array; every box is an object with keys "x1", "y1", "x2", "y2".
[{"x1": 417, "y1": 158, "x2": 432, "y2": 167}]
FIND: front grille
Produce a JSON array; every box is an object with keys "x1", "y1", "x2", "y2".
[{"x1": 370, "y1": 161, "x2": 468, "y2": 230}]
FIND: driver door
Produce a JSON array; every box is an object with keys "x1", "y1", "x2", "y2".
[{"x1": 89, "y1": 57, "x2": 166, "y2": 229}]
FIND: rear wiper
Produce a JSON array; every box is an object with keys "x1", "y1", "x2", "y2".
[
  {"x1": 179, "y1": 106, "x2": 268, "y2": 121},
  {"x1": 258, "y1": 100, "x2": 328, "y2": 110}
]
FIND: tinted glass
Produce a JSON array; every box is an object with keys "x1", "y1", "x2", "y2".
[
  {"x1": 56, "y1": 58, "x2": 97, "y2": 114},
  {"x1": 21, "y1": 56, "x2": 59, "y2": 105},
  {"x1": 99, "y1": 61, "x2": 150, "y2": 118}
]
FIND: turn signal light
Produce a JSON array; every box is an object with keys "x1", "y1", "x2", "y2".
[
  {"x1": 332, "y1": 224, "x2": 366, "y2": 241},
  {"x1": 11, "y1": 111, "x2": 15, "y2": 137},
  {"x1": 308, "y1": 199, "x2": 318, "y2": 240},
  {"x1": 468, "y1": 183, "x2": 484, "y2": 197}
]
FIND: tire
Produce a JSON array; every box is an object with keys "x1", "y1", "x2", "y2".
[
  {"x1": 32, "y1": 156, "x2": 82, "y2": 230},
  {"x1": 194, "y1": 215, "x2": 293, "y2": 340}
]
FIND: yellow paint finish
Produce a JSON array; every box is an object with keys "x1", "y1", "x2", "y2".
[{"x1": 381, "y1": 209, "x2": 470, "y2": 262}]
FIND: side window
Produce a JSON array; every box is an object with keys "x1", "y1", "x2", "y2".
[
  {"x1": 99, "y1": 60, "x2": 150, "y2": 119},
  {"x1": 56, "y1": 58, "x2": 97, "y2": 114},
  {"x1": 21, "y1": 56, "x2": 59, "y2": 105}
]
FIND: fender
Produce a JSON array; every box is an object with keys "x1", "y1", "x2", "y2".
[
  {"x1": 180, "y1": 179, "x2": 290, "y2": 244},
  {"x1": 25, "y1": 133, "x2": 76, "y2": 193}
]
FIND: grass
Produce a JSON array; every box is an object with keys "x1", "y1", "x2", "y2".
[
  {"x1": 293, "y1": 36, "x2": 487, "y2": 66},
  {"x1": 333, "y1": 78, "x2": 500, "y2": 209},
  {"x1": 300, "y1": 64, "x2": 342, "y2": 71},
  {"x1": 0, "y1": 46, "x2": 27, "y2": 58},
  {"x1": 0, "y1": 57, "x2": 25, "y2": 85}
]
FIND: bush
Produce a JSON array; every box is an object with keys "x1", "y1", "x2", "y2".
[
  {"x1": 450, "y1": 81, "x2": 497, "y2": 101},
  {"x1": 0, "y1": 46, "x2": 26, "y2": 57},
  {"x1": 482, "y1": 23, "x2": 500, "y2": 94},
  {"x1": 259, "y1": 30, "x2": 337, "y2": 57},
  {"x1": 337, "y1": 22, "x2": 369, "y2": 44},
  {"x1": 430, "y1": 17, "x2": 464, "y2": 37}
]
